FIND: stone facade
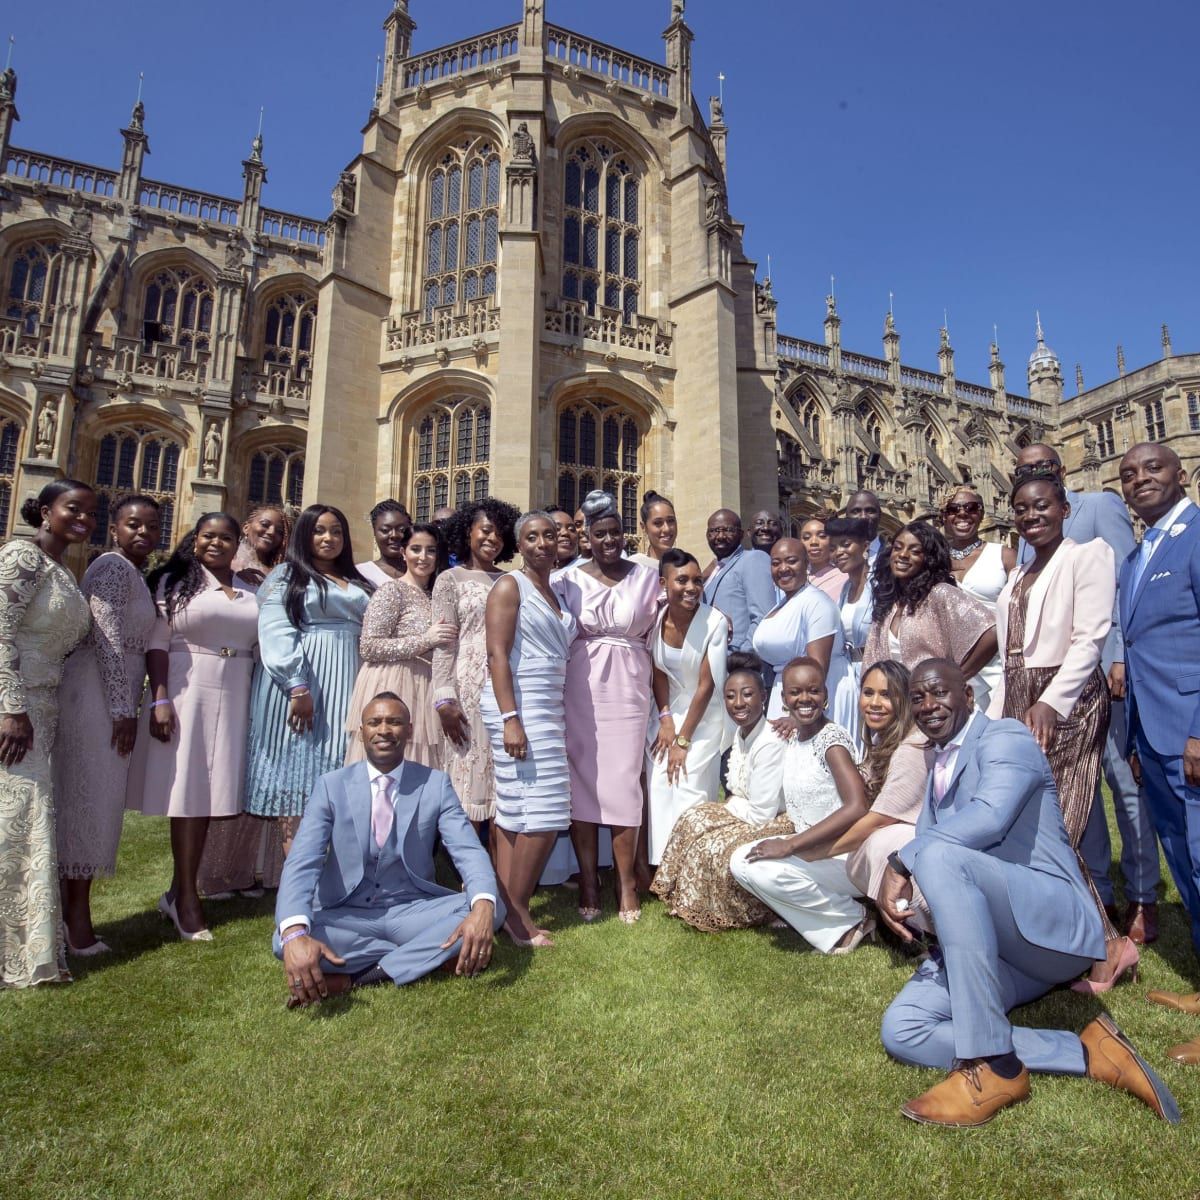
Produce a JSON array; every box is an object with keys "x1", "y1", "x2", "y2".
[{"x1": 0, "y1": 2, "x2": 1196, "y2": 562}]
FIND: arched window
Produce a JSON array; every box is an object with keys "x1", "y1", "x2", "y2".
[
  {"x1": 422, "y1": 137, "x2": 501, "y2": 320},
  {"x1": 4, "y1": 240, "x2": 63, "y2": 340},
  {"x1": 261, "y1": 291, "x2": 317, "y2": 390},
  {"x1": 247, "y1": 448, "x2": 305, "y2": 509},
  {"x1": 856, "y1": 398, "x2": 883, "y2": 448},
  {"x1": 90, "y1": 427, "x2": 182, "y2": 548},
  {"x1": 1014, "y1": 429, "x2": 1032, "y2": 449},
  {"x1": 562, "y1": 139, "x2": 641, "y2": 323},
  {"x1": 778, "y1": 433, "x2": 802, "y2": 481},
  {"x1": 1095, "y1": 417, "x2": 1116, "y2": 458},
  {"x1": 411, "y1": 397, "x2": 490, "y2": 521},
  {"x1": 790, "y1": 392, "x2": 822, "y2": 447},
  {"x1": 925, "y1": 425, "x2": 941, "y2": 457},
  {"x1": 1188, "y1": 392, "x2": 1200, "y2": 434},
  {"x1": 1144, "y1": 398, "x2": 1166, "y2": 441},
  {"x1": 0, "y1": 418, "x2": 23, "y2": 535},
  {"x1": 557, "y1": 398, "x2": 642, "y2": 534},
  {"x1": 141, "y1": 266, "x2": 213, "y2": 359}
]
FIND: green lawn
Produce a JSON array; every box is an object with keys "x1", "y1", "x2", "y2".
[{"x1": 3, "y1": 811, "x2": 1200, "y2": 1200}]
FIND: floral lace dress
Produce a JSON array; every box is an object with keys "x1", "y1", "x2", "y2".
[
  {"x1": 0, "y1": 541, "x2": 91, "y2": 988},
  {"x1": 54, "y1": 552, "x2": 155, "y2": 879}
]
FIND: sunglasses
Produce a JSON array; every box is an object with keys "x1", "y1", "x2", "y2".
[
  {"x1": 1013, "y1": 460, "x2": 1059, "y2": 479},
  {"x1": 943, "y1": 502, "x2": 983, "y2": 517}
]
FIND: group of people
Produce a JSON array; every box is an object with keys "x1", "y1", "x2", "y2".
[{"x1": 3, "y1": 435, "x2": 1200, "y2": 1130}]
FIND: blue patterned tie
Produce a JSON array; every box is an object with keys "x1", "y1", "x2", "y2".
[{"x1": 1131, "y1": 527, "x2": 1163, "y2": 595}]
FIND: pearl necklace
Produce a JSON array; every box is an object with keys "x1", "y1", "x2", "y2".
[{"x1": 948, "y1": 539, "x2": 984, "y2": 561}]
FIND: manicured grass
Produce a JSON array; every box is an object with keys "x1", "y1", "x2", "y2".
[{"x1": 3, "y1": 810, "x2": 1200, "y2": 1200}]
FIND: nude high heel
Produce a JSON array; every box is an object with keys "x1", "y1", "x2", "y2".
[{"x1": 1070, "y1": 936, "x2": 1139, "y2": 995}]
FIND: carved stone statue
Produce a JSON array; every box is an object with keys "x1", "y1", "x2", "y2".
[
  {"x1": 709, "y1": 94, "x2": 724, "y2": 125},
  {"x1": 511, "y1": 121, "x2": 536, "y2": 165},
  {"x1": 885, "y1": 311, "x2": 896, "y2": 335},
  {"x1": 826, "y1": 294, "x2": 837, "y2": 318},
  {"x1": 0, "y1": 68, "x2": 16, "y2": 103},
  {"x1": 202, "y1": 422, "x2": 222, "y2": 478},
  {"x1": 672, "y1": 0, "x2": 685, "y2": 20},
  {"x1": 249, "y1": 132, "x2": 264, "y2": 164},
  {"x1": 224, "y1": 236, "x2": 246, "y2": 270},
  {"x1": 939, "y1": 326, "x2": 951, "y2": 350},
  {"x1": 1083, "y1": 426, "x2": 1098, "y2": 457},
  {"x1": 34, "y1": 400, "x2": 57, "y2": 457},
  {"x1": 704, "y1": 181, "x2": 728, "y2": 224},
  {"x1": 332, "y1": 170, "x2": 357, "y2": 214}
]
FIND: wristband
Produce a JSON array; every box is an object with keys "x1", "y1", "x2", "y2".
[
  {"x1": 280, "y1": 927, "x2": 308, "y2": 946},
  {"x1": 434, "y1": 698, "x2": 457, "y2": 711},
  {"x1": 501, "y1": 710, "x2": 519, "y2": 722},
  {"x1": 658, "y1": 707, "x2": 672, "y2": 720},
  {"x1": 151, "y1": 699, "x2": 173, "y2": 709}
]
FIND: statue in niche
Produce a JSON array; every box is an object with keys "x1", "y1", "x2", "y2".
[
  {"x1": 1083, "y1": 426, "x2": 1098, "y2": 457},
  {"x1": 704, "y1": 181, "x2": 728, "y2": 224},
  {"x1": 202, "y1": 422, "x2": 222, "y2": 478},
  {"x1": 224, "y1": 236, "x2": 246, "y2": 270},
  {"x1": 34, "y1": 400, "x2": 57, "y2": 457},
  {"x1": 511, "y1": 122, "x2": 536, "y2": 165}
]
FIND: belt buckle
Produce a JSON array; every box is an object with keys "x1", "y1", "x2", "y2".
[{"x1": 218, "y1": 647, "x2": 235, "y2": 658}]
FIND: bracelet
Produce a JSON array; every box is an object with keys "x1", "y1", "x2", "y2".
[
  {"x1": 658, "y1": 708, "x2": 672, "y2": 720},
  {"x1": 289, "y1": 686, "x2": 309, "y2": 697},
  {"x1": 434, "y1": 698, "x2": 457, "y2": 711},
  {"x1": 280, "y1": 927, "x2": 308, "y2": 946},
  {"x1": 151, "y1": 699, "x2": 173, "y2": 709},
  {"x1": 501, "y1": 710, "x2": 519, "y2": 722}
]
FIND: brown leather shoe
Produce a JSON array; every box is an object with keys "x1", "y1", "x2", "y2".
[
  {"x1": 1167, "y1": 1036, "x2": 1200, "y2": 1066},
  {"x1": 901, "y1": 1060, "x2": 1031, "y2": 1127},
  {"x1": 1146, "y1": 989, "x2": 1200, "y2": 1015},
  {"x1": 1081, "y1": 1014, "x2": 1180, "y2": 1123},
  {"x1": 1123, "y1": 901, "x2": 1159, "y2": 944}
]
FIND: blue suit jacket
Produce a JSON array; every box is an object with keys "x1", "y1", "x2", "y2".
[
  {"x1": 898, "y1": 714, "x2": 1104, "y2": 961},
  {"x1": 1020, "y1": 489, "x2": 1133, "y2": 667},
  {"x1": 275, "y1": 759, "x2": 497, "y2": 928},
  {"x1": 1119, "y1": 500, "x2": 1200, "y2": 759},
  {"x1": 702, "y1": 546, "x2": 777, "y2": 652}
]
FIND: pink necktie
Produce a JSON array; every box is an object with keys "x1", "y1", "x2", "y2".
[
  {"x1": 933, "y1": 748, "x2": 955, "y2": 801},
  {"x1": 372, "y1": 774, "x2": 394, "y2": 849}
]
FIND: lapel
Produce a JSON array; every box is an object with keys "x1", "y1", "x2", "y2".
[
  {"x1": 1011, "y1": 540, "x2": 1071, "y2": 652},
  {"x1": 1061, "y1": 491, "x2": 1083, "y2": 543},
  {"x1": 940, "y1": 712, "x2": 989, "y2": 810},
  {"x1": 379, "y1": 759, "x2": 422, "y2": 870},
  {"x1": 346, "y1": 761, "x2": 373, "y2": 866},
  {"x1": 1129, "y1": 502, "x2": 1199, "y2": 617},
  {"x1": 706, "y1": 547, "x2": 742, "y2": 603}
]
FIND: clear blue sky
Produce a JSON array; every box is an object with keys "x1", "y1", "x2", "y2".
[{"x1": 7, "y1": 0, "x2": 1196, "y2": 390}]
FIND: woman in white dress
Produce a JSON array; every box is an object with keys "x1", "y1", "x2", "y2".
[
  {"x1": 730, "y1": 658, "x2": 871, "y2": 954},
  {"x1": 646, "y1": 549, "x2": 728, "y2": 864},
  {"x1": 481, "y1": 512, "x2": 576, "y2": 947},
  {"x1": 356, "y1": 499, "x2": 412, "y2": 587},
  {"x1": 751, "y1": 537, "x2": 848, "y2": 722},
  {"x1": 826, "y1": 517, "x2": 874, "y2": 742},
  {"x1": 940, "y1": 486, "x2": 1014, "y2": 712}
]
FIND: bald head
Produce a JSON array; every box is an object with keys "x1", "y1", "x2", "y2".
[
  {"x1": 1119, "y1": 442, "x2": 1187, "y2": 525},
  {"x1": 846, "y1": 491, "x2": 881, "y2": 538},
  {"x1": 909, "y1": 658, "x2": 973, "y2": 746},
  {"x1": 750, "y1": 509, "x2": 783, "y2": 552},
  {"x1": 707, "y1": 508, "x2": 745, "y2": 560}
]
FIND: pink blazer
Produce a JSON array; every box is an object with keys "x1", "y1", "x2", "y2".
[{"x1": 988, "y1": 537, "x2": 1114, "y2": 720}]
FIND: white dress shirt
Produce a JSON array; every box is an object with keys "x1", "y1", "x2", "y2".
[
  {"x1": 932, "y1": 709, "x2": 981, "y2": 795},
  {"x1": 1140, "y1": 496, "x2": 1192, "y2": 570}
]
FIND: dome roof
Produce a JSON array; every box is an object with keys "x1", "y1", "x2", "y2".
[{"x1": 1028, "y1": 312, "x2": 1059, "y2": 368}]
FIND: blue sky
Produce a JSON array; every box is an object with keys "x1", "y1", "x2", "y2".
[{"x1": 7, "y1": 0, "x2": 1196, "y2": 391}]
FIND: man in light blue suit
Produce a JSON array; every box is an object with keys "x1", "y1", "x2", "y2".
[
  {"x1": 1015, "y1": 442, "x2": 1159, "y2": 943},
  {"x1": 877, "y1": 660, "x2": 1177, "y2": 1127},
  {"x1": 275, "y1": 693, "x2": 503, "y2": 1007},
  {"x1": 702, "y1": 508, "x2": 776, "y2": 652}
]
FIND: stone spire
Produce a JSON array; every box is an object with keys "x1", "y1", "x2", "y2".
[
  {"x1": 118, "y1": 80, "x2": 150, "y2": 204},
  {"x1": 240, "y1": 120, "x2": 267, "y2": 232},
  {"x1": 1117, "y1": 344, "x2": 1126, "y2": 376},
  {"x1": 989, "y1": 337, "x2": 1006, "y2": 394},
  {"x1": 381, "y1": 0, "x2": 417, "y2": 107},
  {"x1": 1027, "y1": 312, "x2": 1063, "y2": 407},
  {"x1": 0, "y1": 54, "x2": 17, "y2": 167},
  {"x1": 1162, "y1": 322, "x2": 1173, "y2": 358},
  {"x1": 664, "y1": 0, "x2": 693, "y2": 128},
  {"x1": 1075, "y1": 363, "x2": 1084, "y2": 395}
]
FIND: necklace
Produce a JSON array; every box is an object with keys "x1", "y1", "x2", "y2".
[{"x1": 948, "y1": 539, "x2": 983, "y2": 561}]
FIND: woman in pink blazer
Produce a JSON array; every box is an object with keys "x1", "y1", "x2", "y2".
[{"x1": 990, "y1": 469, "x2": 1133, "y2": 993}]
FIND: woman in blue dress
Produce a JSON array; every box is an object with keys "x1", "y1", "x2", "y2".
[{"x1": 244, "y1": 505, "x2": 372, "y2": 848}]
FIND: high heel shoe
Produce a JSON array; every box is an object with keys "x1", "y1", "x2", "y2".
[
  {"x1": 1070, "y1": 935, "x2": 1139, "y2": 994},
  {"x1": 504, "y1": 923, "x2": 553, "y2": 948},
  {"x1": 577, "y1": 906, "x2": 601, "y2": 923},
  {"x1": 618, "y1": 907, "x2": 641, "y2": 925},
  {"x1": 64, "y1": 929, "x2": 111, "y2": 957},
  {"x1": 830, "y1": 915, "x2": 876, "y2": 956},
  {"x1": 158, "y1": 892, "x2": 213, "y2": 943}
]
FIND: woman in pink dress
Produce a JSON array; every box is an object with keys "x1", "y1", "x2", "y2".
[
  {"x1": 126, "y1": 513, "x2": 259, "y2": 941},
  {"x1": 556, "y1": 491, "x2": 660, "y2": 923}
]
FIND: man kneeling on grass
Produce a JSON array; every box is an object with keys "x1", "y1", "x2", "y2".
[
  {"x1": 274, "y1": 692, "x2": 503, "y2": 1007},
  {"x1": 876, "y1": 660, "x2": 1178, "y2": 1127}
]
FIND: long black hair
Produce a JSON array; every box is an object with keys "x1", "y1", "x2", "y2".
[
  {"x1": 442, "y1": 497, "x2": 521, "y2": 565},
  {"x1": 147, "y1": 512, "x2": 240, "y2": 622},
  {"x1": 870, "y1": 520, "x2": 954, "y2": 623},
  {"x1": 281, "y1": 504, "x2": 372, "y2": 629}
]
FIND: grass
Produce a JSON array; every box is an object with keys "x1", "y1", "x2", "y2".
[{"x1": 3, "y1": 810, "x2": 1200, "y2": 1200}]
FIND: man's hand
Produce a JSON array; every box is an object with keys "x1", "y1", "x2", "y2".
[
  {"x1": 878, "y1": 864, "x2": 915, "y2": 943},
  {"x1": 282, "y1": 929, "x2": 346, "y2": 1006},
  {"x1": 1185, "y1": 738, "x2": 1200, "y2": 788},
  {"x1": 1107, "y1": 662, "x2": 1126, "y2": 700},
  {"x1": 442, "y1": 901, "x2": 495, "y2": 977},
  {"x1": 1129, "y1": 750, "x2": 1142, "y2": 786}
]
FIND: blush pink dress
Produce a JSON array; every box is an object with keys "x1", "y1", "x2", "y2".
[{"x1": 556, "y1": 562, "x2": 660, "y2": 827}]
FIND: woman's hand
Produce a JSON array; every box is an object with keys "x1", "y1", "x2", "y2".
[
  {"x1": 149, "y1": 701, "x2": 177, "y2": 743},
  {"x1": 1022, "y1": 701, "x2": 1058, "y2": 752},
  {"x1": 769, "y1": 715, "x2": 798, "y2": 741},
  {"x1": 111, "y1": 716, "x2": 138, "y2": 757},
  {"x1": 428, "y1": 620, "x2": 457, "y2": 648},
  {"x1": 503, "y1": 715, "x2": 527, "y2": 760},
  {"x1": 0, "y1": 712, "x2": 34, "y2": 767},
  {"x1": 666, "y1": 740, "x2": 689, "y2": 785},
  {"x1": 288, "y1": 690, "x2": 315, "y2": 735},
  {"x1": 438, "y1": 701, "x2": 470, "y2": 747},
  {"x1": 745, "y1": 836, "x2": 796, "y2": 864},
  {"x1": 652, "y1": 717, "x2": 676, "y2": 763}
]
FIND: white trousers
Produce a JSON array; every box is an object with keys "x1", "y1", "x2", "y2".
[{"x1": 730, "y1": 843, "x2": 863, "y2": 953}]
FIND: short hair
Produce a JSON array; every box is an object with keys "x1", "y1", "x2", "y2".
[
  {"x1": 824, "y1": 517, "x2": 872, "y2": 541},
  {"x1": 370, "y1": 498, "x2": 411, "y2": 526},
  {"x1": 1010, "y1": 469, "x2": 1067, "y2": 506},
  {"x1": 111, "y1": 493, "x2": 161, "y2": 521},
  {"x1": 442, "y1": 497, "x2": 521, "y2": 564},
  {"x1": 781, "y1": 655, "x2": 827, "y2": 681},
  {"x1": 659, "y1": 547, "x2": 699, "y2": 576},
  {"x1": 371, "y1": 690, "x2": 404, "y2": 704},
  {"x1": 580, "y1": 489, "x2": 620, "y2": 528},
  {"x1": 514, "y1": 510, "x2": 555, "y2": 541}
]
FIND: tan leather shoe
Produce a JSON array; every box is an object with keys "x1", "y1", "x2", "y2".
[
  {"x1": 901, "y1": 1061, "x2": 1031, "y2": 1127},
  {"x1": 1080, "y1": 1014, "x2": 1181, "y2": 1123},
  {"x1": 1146, "y1": 989, "x2": 1200, "y2": 1015},
  {"x1": 1167, "y1": 1036, "x2": 1200, "y2": 1066},
  {"x1": 1123, "y1": 902, "x2": 1158, "y2": 944}
]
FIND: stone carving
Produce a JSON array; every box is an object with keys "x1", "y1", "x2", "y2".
[
  {"x1": 511, "y1": 122, "x2": 536, "y2": 165},
  {"x1": 434, "y1": 347, "x2": 450, "y2": 366},
  {"x1": 939, "y1": 326, "x2": 951, "y2": 351},
  {"x1": 249, "y1": 132, "x2": 264, "y2": 165},
  {"x1": 128, "y1": 100, "x2": 145, "y2": 134},
  {"x1": 709, "y1": 94, "x2": 724, "y2": 125},
  {"x1": 224, "y1": 236, "x2": 246, "y2": 270},
  {"x1": 704, "y1": 181, "x2": 728, "y2": 224},
  {"x1": 34, "y1": 399, "x2": 57, "y2": 457},
  {"x1": 0, "y1": 67, "x2": 16, "y2": 103},
  {"x1": 672, "y1": 0, "x2": 685, "y2": 19},
  {"x1": 885, "y1": 311, "x2": 896, "y2": 335},
  {"x1": 202, "y1": 421, "x2": 222, "y2": 478},
  {"x1": 826, "y1": 294, "x2": 837, "y2": 318},
  {"x1": 332, "y1": 170, "x2": 357, "y2": 215},
  {"x1": 1083, "y1": 426, "x2": 1098, "y2": 457}
]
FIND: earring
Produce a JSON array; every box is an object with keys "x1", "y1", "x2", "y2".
[{"x1": 41, "y1": 520, "x2": 50, "y2": 532}]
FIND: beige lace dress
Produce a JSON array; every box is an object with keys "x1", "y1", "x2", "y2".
[
  {"x1": 0, "y1": 541, "x2": 91, "y2": 988},
  {"x1": 54, "y1": 552, "x2": 155, "y2": 879}
]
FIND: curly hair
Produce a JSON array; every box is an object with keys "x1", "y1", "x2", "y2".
[
  {"x1": 240, "y1": 504, "x2": 292, "y2": 571},
  {"x1": 857, "y1": 660, "x2": 915, "y2": 800},
  {"x1": 870, "y1": 521, "x2": 954, "y2": 624},
  {"x1": 147, "y1": 513, "x2": 241, "y2": 623},
  {"x1": 280, "y1": 504, "x2": 372, "y2": 630},
  {"x1": 442, "y1": 497, "x2": 521, "y2": 565}
]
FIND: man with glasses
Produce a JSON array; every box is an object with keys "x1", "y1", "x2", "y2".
[
  {"x1": 1012, "y1": 443, "x2": 1157, "y2": 944},
  {"x1": 702, "y1": 508, "x2": 776, "y2": 652}
]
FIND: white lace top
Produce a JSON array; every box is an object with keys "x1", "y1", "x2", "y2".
[
  {"x1": 78, "y1": 552, "x2": 156, "y2": 719},
  {"x1": 781, "y1": 722, "x2": 857, "y2": 832}
]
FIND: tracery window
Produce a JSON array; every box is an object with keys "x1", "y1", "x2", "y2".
[
  {"x1": 1095, "y1": 417, "x2": 1115, "y2": 458},
  {"x1": 262, "y1": 291, "x2": 316, "y2": 381},
  {"x1": 856, "y1": 399, "x2": 882, "y2": 449},
  {"x1": 247, "y1": 448, "x2": 305, "y2": 509},
  {"x1": 562, "y1": 139, "x2": 641, "y2": 323},
  {"x1": 412, "y1": 397, "x2": 490, "y2": 521},
  {"x1": 1144, "y1": 398, "x2": 1166, "y2": 441},
  {"x1": 796, "y1": 396, "x2": 822, "y2": 446},
  {"x1": 0, "y1": 418, "x2": 22, "y2": 536},
  {"x1": 1188, "y1": 392, "x2": 1199, "y2": 433},
  {"x1": 141, "y1": 266, "x2": 213, "y2": 359},
  {"x1": 4, "y1": 240, "x2": 62, "y2": 338},
  {"x1": 779, "y1": 434, "x2": 803, "y2": 481},
  {"x1": 422, "y1": 137, "x2": 500, "y2": 321},
  {"x1": 90, "y1": 427, "x2": 182, "y2": 548},
  {"x1": 925, "y1": 424, "x2": 941, "y2": 457},
  {"x1": 557, "y1": 399, "x2": 641, "y2": 534}
]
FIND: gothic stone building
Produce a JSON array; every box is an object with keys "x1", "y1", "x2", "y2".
[{"x1": 0, "y1": 1, "x2": 1196, "y2": 561}]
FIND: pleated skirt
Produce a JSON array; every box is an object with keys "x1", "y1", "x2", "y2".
[
  {"x1": 243, "y1": 625, "x2": 360, "y2": 818},
  {"x1": 480, "y1": 657, "x2": 571, "y2": 834}
]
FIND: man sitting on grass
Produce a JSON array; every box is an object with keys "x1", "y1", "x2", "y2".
[
  {"x1": 274, "y1": 692, "x2": 503, "y2": 1007},
  {"x1": 876, "y1": 659, "x2": 1178, "y2": 1127}
]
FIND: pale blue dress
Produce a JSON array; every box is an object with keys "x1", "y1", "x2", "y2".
[
  {"x1": 480, "y1": 571, "x2": 576, "y2": 834},
  {"x1": 244, "y1": 566, "x2": 371, "y2": 818}
]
